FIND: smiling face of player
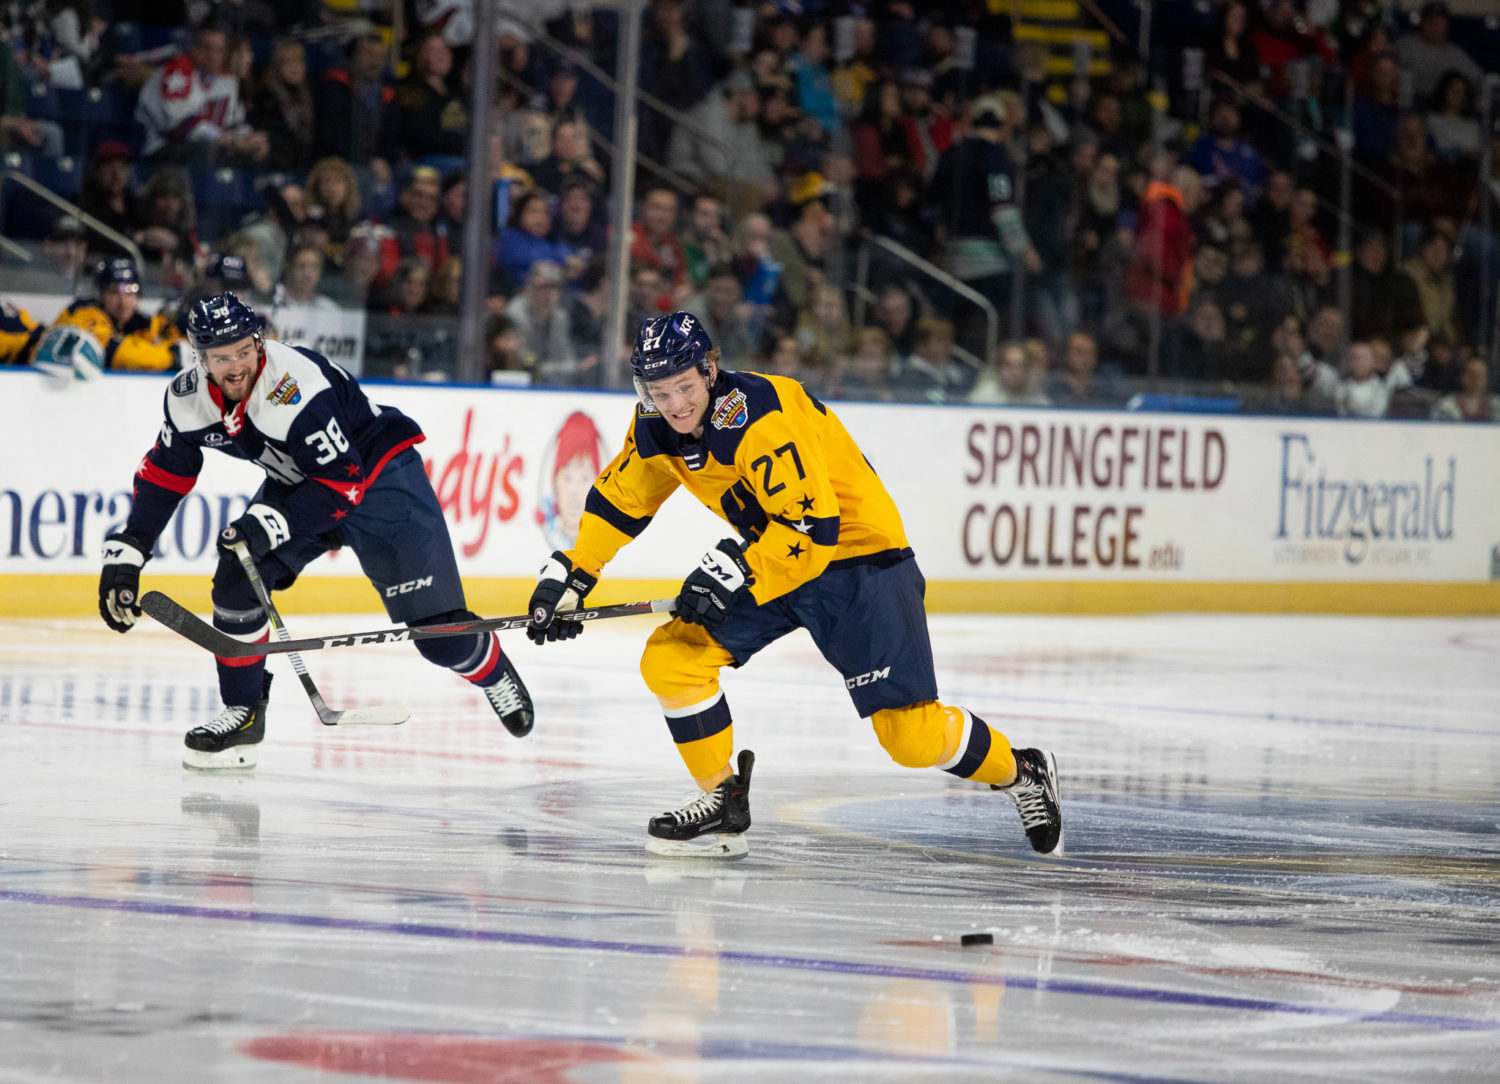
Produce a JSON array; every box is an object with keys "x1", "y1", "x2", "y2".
[
  {"x1": 644, "y1": 360, "x2": 718, "y2": 438},
  {"x1": 204, "y1": 334, "x2": 262, "y2": 403}
]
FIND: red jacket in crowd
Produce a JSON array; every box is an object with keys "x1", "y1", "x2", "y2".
[{"x1": 1124, "y1": 180, "x2": 1195, "y2": 318}]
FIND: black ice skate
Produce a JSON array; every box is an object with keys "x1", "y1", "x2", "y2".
[
  {"x1": 484, "y1": 657, "x2": 534, "y2": 737},
  {"x1": 646, "y1": 749, "x2": 754, "y2": 858},
  {"x1": 183, "y1": 673, "x2": 272, "y2": 771},
  {"x1": 994, "y1": 747, "x2": 1063, "y2": 854}
]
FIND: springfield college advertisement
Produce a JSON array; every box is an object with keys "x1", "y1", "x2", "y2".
[{"x1": 2, "y1": 368, "x2": 1498, "y2": 614}]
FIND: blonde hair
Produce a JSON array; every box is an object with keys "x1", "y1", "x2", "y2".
[
  {"x1": 306, "y1": 157, "x2": 362, "y2": 221},
  {"x1": 846, "y1": 327, "x2": 894, "y2": 357},
  {"x1": 263, "y1": 39, "x2": 310, "y2": 106}
]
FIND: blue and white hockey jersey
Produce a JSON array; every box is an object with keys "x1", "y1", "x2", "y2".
[{"x1": 125, "y1": 339, "x2": 425, "y2": 546}]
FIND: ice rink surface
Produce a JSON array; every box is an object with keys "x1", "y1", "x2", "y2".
[{"x1": 1, "y1": 610, "x2": 1497, "y2": 1083}]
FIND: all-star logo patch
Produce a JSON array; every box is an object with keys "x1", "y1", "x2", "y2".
[
  {"x1": 710, "y1": 389, "x2": 749, "y2": 430},
  {"x1": 266, "y1": 372, "x2": 301, "y2": 405}
]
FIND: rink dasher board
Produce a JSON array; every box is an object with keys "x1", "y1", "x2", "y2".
[{"x1": 2, "y1": 368, "x2": 1499, "y2": 616}]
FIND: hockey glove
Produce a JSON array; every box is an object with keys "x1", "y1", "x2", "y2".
[
  {"x1": 527, "y1": 551, "x2": 599, "y2": 645},
  {"x1": 218, "y1": 502, "x2": 292, "y2": 561},
  {"x1": 99, "y1": 533, "x2": 149, "y2": 633},
  {"x1": 676, "y1": 539, "x2": 755, "y2": 633}
]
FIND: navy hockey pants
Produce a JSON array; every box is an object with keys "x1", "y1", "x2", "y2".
[{"x1": 210, "y1": 449, "x2": 498, "y2": 706}]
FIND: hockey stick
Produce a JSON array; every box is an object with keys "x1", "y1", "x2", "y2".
[
  {"x1": 141, "y1": 589, "x2": 678, "y2": 660},
  {"x1": 228, "y1": 539, "x2": 410, "y2": 727}
]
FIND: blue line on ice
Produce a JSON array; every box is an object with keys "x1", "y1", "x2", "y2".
[{"x1": 2, "y1": 888, "x2": 1493, "y2": 1033}]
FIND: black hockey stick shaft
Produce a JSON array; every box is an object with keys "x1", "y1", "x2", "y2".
[
  {"x1": 141, "y1": 588, "x2": 678, "y2": 659},
  {"x1": 228, "y1": 538, "x2": 385, "y2": 725}
]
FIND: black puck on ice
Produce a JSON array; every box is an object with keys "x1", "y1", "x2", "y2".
[{"x1": 959, "y1": 932, "x2": 993, "y2": 946}]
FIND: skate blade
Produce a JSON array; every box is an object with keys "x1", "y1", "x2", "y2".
[
  {"x1": 1043, "y1": 749, "x2": 1064, "y2": 856},
  {"x1": 182, "y1": 745, "x2": 260, "y2": 771},
  {"x1": 644, "y1": 833, "x2": 749, "y2": 859}
]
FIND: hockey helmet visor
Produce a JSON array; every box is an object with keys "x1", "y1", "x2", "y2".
[
  {"x1": 186, "y1": 291, "x2": 262, "y2": 364},
  {"x1": 94, "y1": 256, "x2": 140, "y2": 295},
  {"x1": 630, "y1": 311, "x2": 715, "y2": 408}
]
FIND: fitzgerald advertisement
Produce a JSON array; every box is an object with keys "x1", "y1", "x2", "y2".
[{"x1": 2, "y1": 369, "x2": 1498, "y2": 614}]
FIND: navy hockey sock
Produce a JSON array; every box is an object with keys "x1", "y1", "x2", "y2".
[
  {"x1": 412, "y1": 615, "x2": 507, "y2": 688},
  {"x1": 451, "y1": 631, "x2": 507, "y2": 687},
  {"x1": 213, "y1": 604, "x2": 269, "y2": 706}
]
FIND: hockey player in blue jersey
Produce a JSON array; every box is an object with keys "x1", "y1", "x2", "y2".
[{"x1": 97, "y1": 292, "x2": 533, "y2": 768}]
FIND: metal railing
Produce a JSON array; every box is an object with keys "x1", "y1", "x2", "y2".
[
  {"x1": 1206, "y1": 71, "x2": 1401, "y2": 207},
  {"x1": 0, "y1": 170, "x2": 144, "y2": 268},
  {"x1": 0, "y1": 233, "x2": 31, "y2": 263},
  {"x1": 855, "y1": 234, "x2": 998, "y2": 374},
  {"x1": 492, "y1": 66, "x2": 700, "y2": 199},
  {"x1": 509, "y1": 13, "x2": 735, "y2": 196}
]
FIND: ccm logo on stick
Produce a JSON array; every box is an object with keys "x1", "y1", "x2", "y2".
[
  {"x1": 323, "y1": 631, "x2": 413, "y2": 648},
  {"x1": 384, "y1": 576, "x2": 433, "y2": 597},
  {"x1": 846, "y1": 667, "x2": 890, "y2": 689}
]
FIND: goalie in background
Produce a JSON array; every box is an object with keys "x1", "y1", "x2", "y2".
[
  {"x1": 97, "y1": 291, "x2": 535, "y2": 769},
  {"x1": 527, "y1": 311, "x2": 1062, "y2": 858}
]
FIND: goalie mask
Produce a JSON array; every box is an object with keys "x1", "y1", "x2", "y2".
[{"x1": 630, "y1": 311, "x2": 715, "y2": 411}]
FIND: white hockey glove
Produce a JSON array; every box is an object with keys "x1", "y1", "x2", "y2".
[
  {"x1": 677, "y1": 539, "x2": 755, "y2": 633},
  {"x1": 527, "y1": 551, "x2": 599, "y2": 645},
  {"x1": 99, "y1": 533, "x2": 149, "y2": 633},
  {"x1": 218, "y1": 502, "x2": 291, "y2": 561}
]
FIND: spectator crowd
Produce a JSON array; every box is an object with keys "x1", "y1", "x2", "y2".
[{"x1": 1, "y1": 0, "x2": 1499, "y2": 422}]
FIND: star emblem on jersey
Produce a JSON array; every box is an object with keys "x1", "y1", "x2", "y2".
[
  {"x1": 797, "y1": 494, "x2": 814, "y2": 512},
  {"x1": 790, "y1": 518, "x2": 813, "y2": 535},
  {"x1": 344, "y1": 463, "x2": 361, "y2": 476},
  {"x1": 787, "y1": 542, "x2": 805, "y2": 558},
  {"x1": 331, "y1": 509, "x2": 347, "y2": 520},
  {"x1": 163, "y1": 69, "x2": 190, "y2": 97},
  {"x1": 343, "y1": 485, "x2": 361, "y2": 503}
]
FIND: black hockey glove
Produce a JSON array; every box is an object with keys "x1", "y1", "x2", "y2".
[
  {"x1": 676, "y1": 539, "x2": 755, "y2": 633},
  {"x1": 218, "y1": 502, "x2": 292, "y2": 561},
  {"x1": 98, "y1": 533, "x2": 149, "y2": 634},
  {"x1": 527, "y1": 551, "x2": 599, "y2": 645}
]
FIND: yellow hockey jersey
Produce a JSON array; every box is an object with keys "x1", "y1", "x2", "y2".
[
  {"x1": 569, "y1": 370, "x2": 911, "y2": 605},
  {"x1": 0, "y1": 300, "x2": 41, "y2": 365},
  {"x1": 45, "y1": 298, "x2": 178, "y2": 372}
]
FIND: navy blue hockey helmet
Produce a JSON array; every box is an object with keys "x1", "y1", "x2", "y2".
[
  {"x1": 94, "y1": 256, "x2": 140, "y2": 295},
  {"x1": 630, "y1": 311, "x2": 715, "y2": 384},
  {"x1": 186, "y1": 291, "x2": 262, "y2": 363},
  {"x1": 203, "y1": 253, "x2": 253, "y2": 288}
]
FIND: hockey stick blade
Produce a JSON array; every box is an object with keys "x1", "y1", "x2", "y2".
[
  {"x1": 318, "y1": 703, "x2": 411, "y2": 726},
  {"x1": 140, "y1": 591, "x2": 677, "y2": 659},
  {"x1": 226, "y1": 540, "x2": 410, "y2": 728}
]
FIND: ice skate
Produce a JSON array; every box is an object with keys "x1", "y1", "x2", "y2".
[
  {"x1": 646, "y1": 749, "x2": 754, "y2": 858},
  {"x1": 183, "y1": 674, "x2": 271, "y2": 771},
  {"x1": 994, "y1": 747, "x2": 1063, "y2": 854},
  {"x1": 484, "y1": 656, "x2": 534, "y2": 737}
]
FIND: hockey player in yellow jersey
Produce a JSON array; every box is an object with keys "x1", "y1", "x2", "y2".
[
  {"x1": 527, "y1": 311, "x2": 1062, "y2": 857},
  {"x1": 0, "y1": 299, "x2": 42, "y2": 365},
  {"x1": 34, "y1": 257, "x2": 179, "y2": 373}
]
